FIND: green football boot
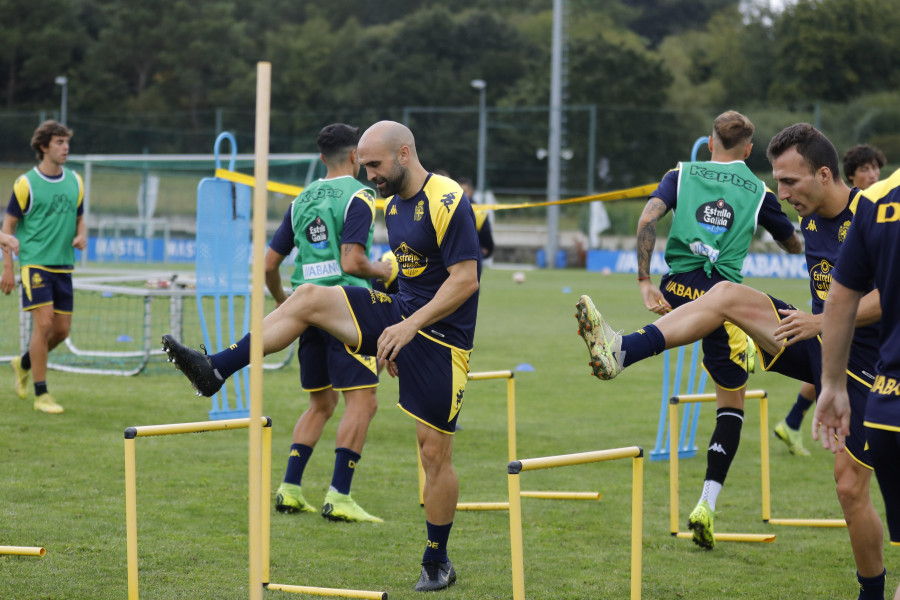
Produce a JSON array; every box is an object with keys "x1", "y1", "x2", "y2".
[
  {"x1": 274, "y1": 482, "x2": 316, "y2": 514},
  {"x1": 688, "y1": 500, "x2": 716, "y2": 550},
  {"x1": 774, "y1": 420, "x2": 810, "y2": 456},
  {"x1": 11, "y1": 356, "x2": 29, "y2": 399},
  {"x1": 321, "y1": 489, "x2": 383, "y2": 523}
]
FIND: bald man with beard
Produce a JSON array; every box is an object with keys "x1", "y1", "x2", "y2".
[{"x1": 162, "y1": 121, "x2": 482, "y2": 592}]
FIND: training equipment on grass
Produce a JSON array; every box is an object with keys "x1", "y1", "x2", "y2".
[
  {"x1": 650, "y1": 343, "x2": 706, "y2": 461},
  {"x1": 414, "y1": 370, "x2": 601, "y2": 511},
  {"x1": 667, "y1": 392, "x2": 775, "y2": 544},
  {"x1": 0, "y1": 546, "x2": 45, "y2": 557},
  {"x1": 507, "y1": 447, "x2": 644, "y2": 600}
]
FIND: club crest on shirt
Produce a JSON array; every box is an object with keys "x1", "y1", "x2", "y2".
[
  {"x1": 306, "y1": 216, "x2": 329, "y2": 249},
  {"x1": 395, "y1": 242, "x2": 426, "y2": 277},
  {"x1": 837, "y1": 220, "x2": 851, "y2": 243},
  {"x1": 809, "y1": 259, "x2": 833, "y2": 301},
  {"x1": 414, "y1": 200, "x2": 425, "y2": 222}
]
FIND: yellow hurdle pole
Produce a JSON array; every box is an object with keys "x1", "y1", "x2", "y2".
[
  {"x1": 264, "y1": 583, "x2": 386, "y2": 599},
  {"x1": 767, "y1": 518, "x2": 847, "y2": 527},
  {"x1": 0, "y1": 546, "x2": 45, "y2": 557},
  {"x1": 128, "y1": 417, "x2": 254, "y2": 438},
  {"x1": 457, "y1": 502, "x2": 510, "y2": 511},
  {"x1": 511, "y1": 447, "x2": 643, "y2": 472},
  {"x1": 519, "y1": 491, "x2": 601, "y2": 500},
  {"x1": 124, "y1": 434, "x2": 139, "y2": 600},
  {"x1": 507, "y1": 469, "x2": 526, "y2": 600},
  {"x1": 675, "y1": 532, "x2": 776, "y2": 543},
  {"x1": 262, "y1": 420, "x2": 272, "y2": 584},
  {"x1": 506, "y1": 376, "x2": 517, "y2": 462},
  {"x1": 668, "y1": 401, "x2": 679, "y2": 536},
  {"x1": 631, "y1": 455, "x2": 643, "y2": 600},
  {"x1": 759, "y1": 392, "x2": 771, "y2": 522},
  {"x1": 249, "y1": 60, "x2": 272, "y2": 600}
]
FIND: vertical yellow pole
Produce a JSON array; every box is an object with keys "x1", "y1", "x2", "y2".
[
  {"x1": 262, "y1": 420, "x2": 272, "y2": 583},
  {"x1": 668, "y1": 402, "x2": 679, "y2": 535},
  {"x1": 506, "y1": 376, "x2": 517, "y2": 462},
  {"x1": 631, "y1": 455, "x2": 643, "y2": 600},
  {"x1": 759, "y1": 393, "x2": 771, "y2": 521},
  {"x1": 416, "y1": 443, "x2": 426, "y2": 506},
  {"x1": 124, "y1": 434, "x2": 139, "y2": 600},
  {"x1": 248, "y1": 61, "x2": 271, "y2": 600},
  {"x1": 507, "y1": 470, "x2": 526, "y2": 600}
]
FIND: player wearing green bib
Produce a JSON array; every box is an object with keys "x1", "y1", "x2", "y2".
[
  {"x1": 2, "y1": 121, "x2": 86, "y2": 414},
  {"x1": 265, "y1": 123, "x2": 393, "y2": 523},
  {"x1": 632, "y1": 111, "x2": 802, "y2": 549}
]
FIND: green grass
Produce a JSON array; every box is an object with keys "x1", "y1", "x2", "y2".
[{"x1": 0, "y1": 268, "x2": 891, "y2": 599}]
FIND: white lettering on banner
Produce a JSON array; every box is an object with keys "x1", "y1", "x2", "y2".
[
  {"x1": 166, "y1": 239, "x2": 196, "y2": 259},
  {"x1": 303, "y1": 260, "x2": 340, "y2": 280},
  {"x1": 96, "y1": 237, "x2": 147, "y2": 258},
  {"x1": 591, "y1": 250, "x2": 808, "y2": 279}
]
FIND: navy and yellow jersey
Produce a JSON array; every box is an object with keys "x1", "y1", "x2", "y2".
[
  {"x1": 835, "y1": 169, "x2": 900, "y2": 380},
  {"x1": 801, "y1": 187, "x2": 879, "y2": 375},
  {"x1": 652, "y1": 166, "x2": 796, "y2": 243},
  {"x1": 474, "y1": 210, "x2": 494, "y2": 258},
  {"x1": 383, "y1": 173, "x2": 482, "y2": 350},
  {"x1": 269, "y1": 193, "x2": 373, "y2": 267}
]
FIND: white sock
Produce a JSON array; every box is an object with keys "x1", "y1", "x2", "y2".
[{"x1": 700, "y1": 480, "x2": 723, "y2": 511}]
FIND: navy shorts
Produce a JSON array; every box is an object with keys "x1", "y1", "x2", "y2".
[
  {"x1": 298, "y1": 326, "x2": 378, "y2": 392},
  {"x1": 340, "y1": 286, "x2": 471, "y2": 434},
  {"x1": 865, "y1": 427, "x2": 900, "y2": 544},
  {"x1": 660, "y1": 271, "x2": 749, "y2": 390},
  {"x1": 756, "y1": 295, "x2": 872, "y2": 468},
  {"x1": 20, "y1": 266, "x2": 74, "y2": 313}
]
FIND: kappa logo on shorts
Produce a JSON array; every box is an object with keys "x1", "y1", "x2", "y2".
[{"x1": 367, "y1": 289, "x2": 392, "y2": 304}]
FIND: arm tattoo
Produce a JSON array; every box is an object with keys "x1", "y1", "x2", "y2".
[{"x1": 637, "y1": 198, "x2": 668, "y2": 278}]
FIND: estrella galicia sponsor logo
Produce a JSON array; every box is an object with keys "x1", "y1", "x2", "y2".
[
  {"x1": 689, "y1": 164, "x2": 758, "y2": 193},
  {"x1": 809, "y1": 259, "x2": 832, "y2": 301},
  {"x1": 303, "y1": 260, "x2": 340, "y2": 280},
  {"x1": 695, "y1": 199, "x2": 734, "y2": 234},
  {"x1": 306, "y1": 217, "x2": 328, "y2": 249},
  {"x1": 395, "y1": 242, "x2": 426, "y2": 277}
]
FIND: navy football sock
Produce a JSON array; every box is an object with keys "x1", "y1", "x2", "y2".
[
  {"x1": 423, "y1": 521, "x2": 453, "y2": 563},
  {"x1": 784, "y1": 393, "x2": 813, "y2": 430},
  {"x1": 857, "y1": 569, "x2": 885, "y2": 600},
  {"x1": 621, "y1": 324, "x2": 666, "y2": 368},
  {"x1": 34, "y1": 381, "x2": 48, "y2": 396},
  {"x1": 283, "y1": 443, "x2": 313, "y2": 486},
  {"x1": 209, "y1": 334, "x2": 251, "y2": 380},
  {"x1": 20, "y1": 352, "x2": 31, "y2": 370},
  {"x1": 330, "y1": 447, "x2": 361, "y2": 495}
]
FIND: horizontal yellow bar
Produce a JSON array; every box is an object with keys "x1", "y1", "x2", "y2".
[
  {"x1": 265, "y1": 582, "x2": 386, "y2": 599},
  {"x1": 513, "y1": 446, "x2": 642, "y2": 473},
  {"x1": 126, "y1": 416, "x2": 270, "y2": 438},
  {"x1": 456, "y1": 502, "x2": 510, "y2": 511},
  {"x1": 215, "y1": 169, "x2": 303, "y2": 197},
  {"x1": 675, "y1": 532, "x2": 775, "y2": 543},
  {"x1": 468, "y1": 370, "x2": 513, "y2": 381},
  {"x1": 0, "y1": 545, "x2": 45, "y2": 557},
  {"x1": 767, "y1": 518, "x2": 846, "y2": 528},
  {"x1": 672, "y1": 389, "x2": 766, "y2": 404},
  {"x1": 520, "y1": 491, "x2": 601, "y2": 500}
]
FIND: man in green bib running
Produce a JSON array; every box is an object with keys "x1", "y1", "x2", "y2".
[
  {"x1": 2, "y1": 120, "x2": 86, "y2": 414},
  {"x1": 630, "y1": 111, "x2": 802, "y2": 548}
]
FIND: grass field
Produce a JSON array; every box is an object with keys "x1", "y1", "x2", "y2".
[{"x1": 0, "y1": 267, "x2": 893, "y2": 599}]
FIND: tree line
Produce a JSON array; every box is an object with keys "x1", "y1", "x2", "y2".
[{"x1": 2, "y1": 0, "x2": 899, "y2": 193}]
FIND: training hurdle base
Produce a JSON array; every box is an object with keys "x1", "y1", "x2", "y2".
[
  {"x1": 416, "y1": 370, "x2": 601, "y2": 511},
  {"x1": 0, "y1": 546, "x2": 45, "y2": 557},
  {"x1": 123, "y1": 417, "x2": 387, "y2": 600},
  {"x1": 507, "y1": 447, "x2": 644, "y2": 600},
  {"x1": 668, "y1": 392, "x2": 775, "y2": 544}
]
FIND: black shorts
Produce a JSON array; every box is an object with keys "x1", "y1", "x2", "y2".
[{"x1": 298, "y1": 326, "x2": 378, "y2": 392}]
